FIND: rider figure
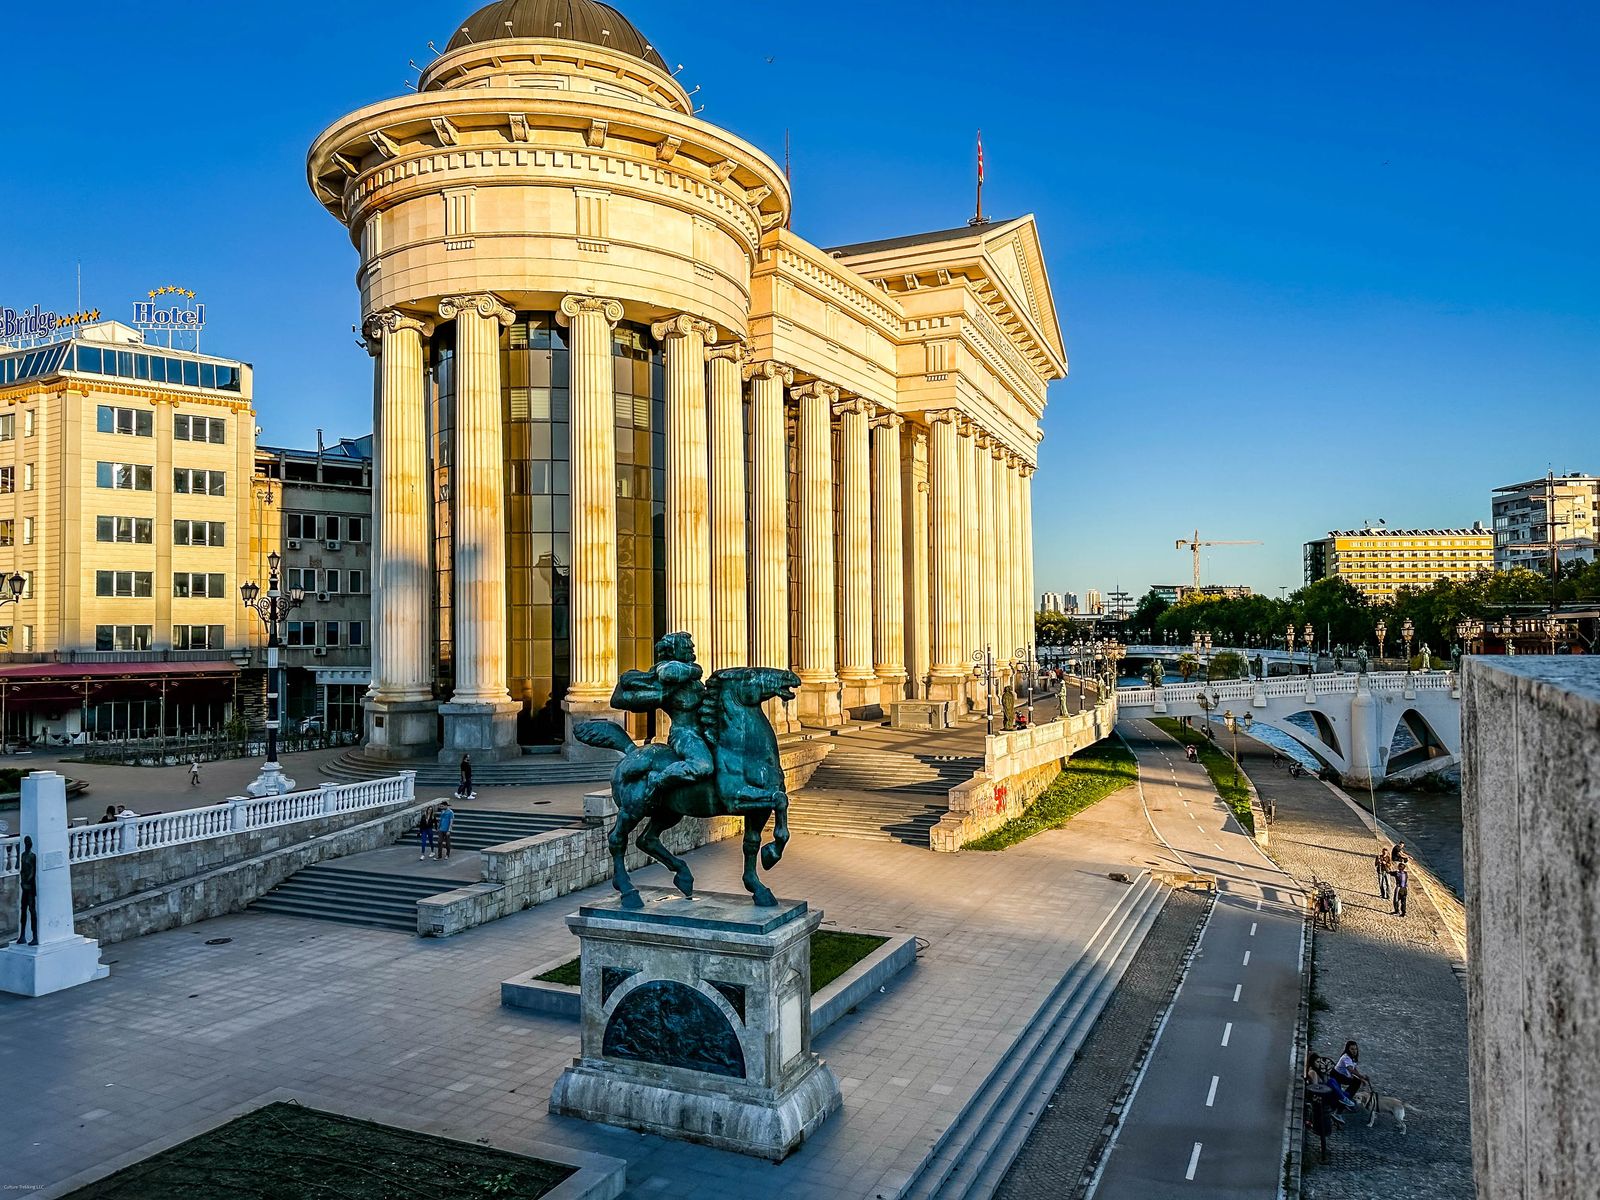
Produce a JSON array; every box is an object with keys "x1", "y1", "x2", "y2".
[{"x1": 611, "y1": 631, "x2": 715, "y2": 794}]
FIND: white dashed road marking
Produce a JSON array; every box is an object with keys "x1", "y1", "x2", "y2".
[
  {"x1": 1250, "y1": 922, "x2": 1258, "y2": 936},
  {"x1": 1221, "y1": 1022, "x2": 1233, "y2": 1047},
  {"x1": 1233, "y1": 983, "x2": 1242, "y2": 1002},
  {"x1": 1206, "y1": 1075, "x2": 1219, "y2": 1107},
  {"x1": 1243, "y1": 950, "x2": 1251, "y2": 966},
  {"x1": 1186, "y1": 1142, "x2": 1203, "y2": 1180}
]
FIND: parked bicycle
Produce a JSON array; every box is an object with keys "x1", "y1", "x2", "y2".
[{"x1": 1309, "y1": 873, "x2": 1341, "y2": 930}]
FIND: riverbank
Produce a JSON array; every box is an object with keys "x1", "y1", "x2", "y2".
[{"x1": 1237, "y1": 737, "x2": 1472, "y2": 1199}]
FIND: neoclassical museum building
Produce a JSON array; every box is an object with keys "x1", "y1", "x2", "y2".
[{"x1": 308, "y1": 0, "x2": 1066, "y2": 761}]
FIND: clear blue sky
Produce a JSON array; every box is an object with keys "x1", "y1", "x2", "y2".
[{"x1": 4, "y1": 2, "x2": 1596, "y2": 600}]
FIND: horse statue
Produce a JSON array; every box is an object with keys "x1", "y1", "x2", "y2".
[{"x1": 573, "y1": 632, "x2": 799, "y2": 909}]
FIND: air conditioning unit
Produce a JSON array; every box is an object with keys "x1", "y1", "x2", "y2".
[
  {"x1": 316, "y1": 591, "x2": 331, "y2": 602},
  {"x1": 325, "y1": 539, "x2": 342, "y2": 551},
  {"x1": 286, "y1": 539, "x2": 302, "y2": 550},
  {"x1": 313, "y1": 646, "x2": 329, "y2": 657}
]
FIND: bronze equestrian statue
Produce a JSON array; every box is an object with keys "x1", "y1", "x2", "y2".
[{"x1": 573, "y1": 632, "x2": 799, "y2": 908}]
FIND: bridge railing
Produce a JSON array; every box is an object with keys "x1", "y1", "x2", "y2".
[
  {"x1": 1, "y1": 773, "x2": 417, "y2": 878},
  {"x1": 1118, "y1": 670, "x2": 1457, "y2": 708}
]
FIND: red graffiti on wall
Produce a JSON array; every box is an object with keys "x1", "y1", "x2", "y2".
[{"x1": 994, "y1": 783, "x2": 1008, "y2": 815}]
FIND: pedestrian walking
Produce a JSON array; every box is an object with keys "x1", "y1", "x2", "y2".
[
  {"x1": 189, "y1": 758, "x2": 202, "y2": 788},
  {"x1": 1392, "y1": 860, "x2": 1409, "y2": 917},
  {"x1": 417, "y1": 806, "x2": 437, "y2": 860},
  {"x1": 1376, "y1": 846, "x2": 1391, "y2": 899},
  {"x1": 457, "y1": 755, "x2": 473, "y2": 801},
  {"x1": 437, "y1": 800, "x2": 455, "y2": 859}
]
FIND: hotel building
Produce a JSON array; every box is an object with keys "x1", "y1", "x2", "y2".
[
  {"x1": 308, "y1": 0, "x2": 1066, "y2": 762},
  {"x1": 1491, "y1": 473, "x2": 1599, "y2": 573},
  {"x1": 1303, "y1": 525, "x2": 1494, "y2": 603},
  {"x1": 0, "y1": 321, "x2": 259, "y2": 742}
]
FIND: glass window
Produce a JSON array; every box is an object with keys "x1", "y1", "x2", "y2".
[
  {"x1": 76, "y1": 346, "x2": 103, "y2": 374},
  {"x1": 22, "y1": 517, "x2": 32, "y2": 546},
  {"x1": 348, "y1": 569, "x2": 364, "y2": 594},
  {"x1": 325, "y1": 569, "x2": 340, "y2": 594},
  {"x1": 325, "y1": 621, "x2": 341, "y2": 647},
  {"x1": 348, "y1": 516, "x2": 364, "y2": 542},
  {"x1": 0, "y1": 414, "x2": 12, "y2": 442},
  {"x1": 0, "y1": 520, "x2": 12, "y2": 547},
  {"x1": 348, "y1": 622, "x2": 364, "y2": 647},
  {"x1": 181, "y1": 360, "x2": 199, "y2": 388},
  {"x1": 0, "y1": 467, "x2": 12, "y2": 494},
  {"x1": 325, "y1": 515, "x2": 342, "y2": 541}
]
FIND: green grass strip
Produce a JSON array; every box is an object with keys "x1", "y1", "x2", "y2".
[
  {"x1": 535, "y1": 929, "x2": 889, "y2": 995},
  {"x1": 1150, "y1": 717, "x2": 1255, "y2": 834},
  {"x1": 963, "y1": 738, "x2": 1139, "y2": 851}
]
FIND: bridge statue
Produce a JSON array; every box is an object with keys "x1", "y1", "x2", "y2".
[{"x1": 573, "y1": 632, "x2": 799, "y2": 910}]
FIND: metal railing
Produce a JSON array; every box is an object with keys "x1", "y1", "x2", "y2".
[
  {"x1": 2, "y1": 772, "x2": 416, "y2": 876},
  {"x1": 75, "y1": 728, "x2": 361, "y2": 766},
  {"x1": 1116, "y1": 670, "x2": 1457, "y2": 708}
]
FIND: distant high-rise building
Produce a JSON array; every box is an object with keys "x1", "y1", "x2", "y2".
[
  {"x1": 1084, "y1": 589, "x2": 1103, "y2": 616},
  {"x1": 1303, "y1": 524, "x2": 1493, "y2": 602},
  {"x1": 1063, "y1": 592, "x2": 1079, "y2": 614},
  {"x1": 1491, "y1": 473, "x2": 1599, "y2": 572},
  {"x1": 1039, "y1": 591, "x2": 1065, "y2": 614}
]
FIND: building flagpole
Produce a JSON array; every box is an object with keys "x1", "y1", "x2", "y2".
[{"x1": 972, "y1": 130, "x2": 985, "y2": 226}]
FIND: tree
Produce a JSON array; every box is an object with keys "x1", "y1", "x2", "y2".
[
  {"x1": 1131, "y1": 589, "x2": 1170, "y2": 636},
  {"x1": 1208, "y1": 650, "x2": 1248, "y2": 680},
  {"x1": 1176, "y1": 653, "x2": 1199, "y2": 681}
]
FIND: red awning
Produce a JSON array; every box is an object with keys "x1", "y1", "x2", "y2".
[{"x1": 0, "y1": 660, "x2": 239, "y2": 682}]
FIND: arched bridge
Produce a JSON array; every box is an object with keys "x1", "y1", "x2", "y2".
[
  {"x1": 1122, "y1": 644, "x2": 1309, "y2": 671},
  {"x1": 1116, "y1": 671, "x2": 1461, "y2": 786}
]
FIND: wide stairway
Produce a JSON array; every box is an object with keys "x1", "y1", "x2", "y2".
[
  {"x1": 321, "y1": 748, "x2": 614, "y2": 787},
  {"x1": 250, "y1": 810, "x2": 577, "y2": 931},
  {"x1": 787, "y1": 747, "x2": 983, "y2": 846}
]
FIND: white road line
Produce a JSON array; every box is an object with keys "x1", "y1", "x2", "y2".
[
  {"x1": 1221, "y1": 1022, "x2": 1232, "y2": 1047},
  {"x1": 1233, "y1": 983, "x2": 1242, "y2": 1002},
  {"x1": 1255, "y1": 896, "x2": 1263, "y2": 910},
  {"x1": 1205, "y1": 1075, "x2": 1219, "y2": 1107},
  {"x1": 1243, "y1": 950, "x2": 1252, "y2": 966},
  {"x1": 1186, "y1": 1142, "x2": 1203, "y2": 1180},
  {"x1": 1213, "y1": 842, "x2": 1223, "y2": 851},
  {"x1": 1250, "y1": 922, "x2": 1258, "y2": 936}
]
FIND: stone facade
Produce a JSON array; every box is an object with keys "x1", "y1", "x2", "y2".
[
  {"x1": 1462, "y1": 657, "x2": 1600, "y2": 1200},
  {"x1": 306, "y1": 1, "x2": 1066, "y2": 759}
]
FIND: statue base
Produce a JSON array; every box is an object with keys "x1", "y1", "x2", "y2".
[
  {"x1": 437, "y1": 699, "x2": 520, "y2": 764},
  {"x1": 0, "y1": 936, "x2": 109, "y2": 998},
  {"x1": 363, "y1": 697, "x2": 440, "y2": 760},
  {"x1": 549, "y1": 889, "x2": 841, "y2": 1161},
  {"x1": 795, "y1": 681, "x2": 843, "y2": 728}
]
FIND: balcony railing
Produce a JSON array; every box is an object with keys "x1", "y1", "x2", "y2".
[{"x1": 0, "y1": 649, "x2": 250, "y2": 666}]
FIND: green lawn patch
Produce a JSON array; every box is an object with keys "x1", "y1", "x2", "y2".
[
  {"x1": 1151, "y1": 717, "x2": 1255, "y2": 834},
  {"x1": 963, "y1": 738, "x2": 1139, "y2": 851},
  {"x1": 65, "y1": 1101, "x2": 574, "y2": 1199},
  {"x1": 536, "y1": 928, "x2": 888, "y2": 995}
]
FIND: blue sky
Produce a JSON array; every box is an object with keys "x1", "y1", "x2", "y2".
[{"x1": 3, "y1": 1, "x2": 1596, "y2": 599}]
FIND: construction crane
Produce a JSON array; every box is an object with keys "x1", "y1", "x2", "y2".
[{"x1": 1175, "y1": 530, "x2": 1262, "y2": 590}]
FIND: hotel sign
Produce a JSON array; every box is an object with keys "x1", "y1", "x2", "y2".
[
  {"x1": 133, "y1": 285, "x2": 206, "y2": 332},
  {"x1": 1, "y1": 303, "x2": 101, "y2": 348}
]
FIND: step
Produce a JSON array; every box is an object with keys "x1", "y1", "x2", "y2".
[
  {"x1": 249, "y1": 896, "x2": 418, "y2": 933},
  {"x1": 896, "y1": 876, "x2": 1167, "y2": 1200},
  {"x1": 263, "y1": 878, "x2": 442, "y2": 906}
]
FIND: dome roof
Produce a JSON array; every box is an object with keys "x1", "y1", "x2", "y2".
[{"x1": 447, "y1": 0, "x2": 668, "y2": 71}]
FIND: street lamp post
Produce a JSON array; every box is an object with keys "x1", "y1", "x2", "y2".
[
  {"x1": 1197, "y1": 685, "x2": 1220, "y2": 735},
  {"x1": 1401, "y1": 617, "x2": 1415, "y2": 668},
  {"x1": 1014, "y1": 643, "x2": 1037, "y2": 725},
  {"x1": 972, "y1": 646, "x2": 996, "y2": 737},
  {"x1": 0, "y1": 571, "x2": 27, "y2": 751},
  {"x1": 1375, "y1": 619, "x2": 1388, "y2": 664},
  {"x1": 1222, "y1": 709, "x2": 1254, "y2": 785},
  {"x1": 1285, "y1": 622, "x2": 1296, "y2": 674},
  {"x1": 1302, "y1": 623, "x2": 1314, "y2": 673},
  {"x1": 240, "y1": 551, "x2": 306, "y2": 796}
]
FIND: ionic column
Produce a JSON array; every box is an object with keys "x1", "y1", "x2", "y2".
[
  {"x1": 993, "y1": 444, "x2": 1014, "y2": 667},
  {"x1": 837, "y1": 399, "x2": 875, "y2": 706},
  {"x1": 363, "y1": 309, "x2": 434, "y2": 707},
  {"x1": 957, "y1": 420, "x2": 981, "y2": 705},
  {"x1": 707, "y1": 341, "x2": 749, "y2": 672},
  {"x1": 651, "y1": 314, "x2": 717, "y2": 659},
  {"x1": 1019, "y1": 462, "x2": 1036, "y2": 656},
  {"x1": 903, "y1": 430, "x2": 931, "y2": 697},
  {"x1": 747, "y1": 360, "x2": 795, "y2": 731},
  {"x1": 437, "y1": 292, "x2": 517, "y2": 760},
  {"x1": 928, "y1": 410, "x2": 965, "y2": 698},
  {"x1": 792, "y1": 381, "x2": 841, "y2": 726},
  {"x1": 872, "y1": 413, "x2": 906, "y2": 699},
  {"x1": 557, "y1": 295, "x2": 624, "y2": 725},
  {"x1": 976, "y1": 435, "x2": 999, "y2": 665}
]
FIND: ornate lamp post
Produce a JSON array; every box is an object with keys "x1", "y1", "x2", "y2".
[
  {"x1": 1302, "y1": 622, "x2": 1315, "y2": 672},
  {"x1": 240, "y1": 551, "x2": 306, "y2": 796},
  {"x1": 1196, "y1": 685, "x2": 1221, "y2": 735},
  {"x1": 1375, "y1": 618, "x2": 1388, "y2": 663},
  {"x1": 1285, "y1": 622, "x2": 1296, "y2": 673},
  {"x1": 1014, "y1": 643, "x2": 1038, "y2": 724},
  {"x1": 972, "y1": 646, "x2": 997, "y2": 737},
  {"x1": 1401, "y1": 617, "x2": 1415, "y2": 667},
  {"x1": 1455, "y1": 617, "x2": 1481, "y2": 657},
  {"x1": 1222, "y1": 709, "x2": 1254, "y2": 785},
  {"x1": 0, "y1": 570, "x2": 26, "y2": 750},
  {"x1": 1544, "y1": 615, "x2": 1561, "y2": 655}
]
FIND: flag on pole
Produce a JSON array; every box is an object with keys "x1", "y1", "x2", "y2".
[
  {"x1": 977, "y1": 129, "x2": 985, "y2": 184},
  {"x1": 973, "y1": 130, "x2": 986, "y2": 225}
]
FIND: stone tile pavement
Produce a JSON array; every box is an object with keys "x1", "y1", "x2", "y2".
[
  {"x1": 1240, "y1": 739, "x2": 1473, "y2": 1200},
  {"x1": 1, "y1": 782, "x2": 1172, "y2": 1200}
]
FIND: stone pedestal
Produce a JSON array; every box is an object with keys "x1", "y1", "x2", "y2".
[
  {"x1": 0, "y1": 771, "x2": 108, "y2": 998},
  {"x1": 796, "y1": 683, "x2": 844, "y2": 729},
  {"x1": 364, "y1": 697, "x2": 440, "y2": 760},
  {"x1": 550, "y1": 890, "x2": 841, "y2": 1161},
  {"x1": 438, "y1": 699, "x2": 520, "y2": 764},
  {"x1": 562, "y1": 699, "x2": 626, "y2": 763}
]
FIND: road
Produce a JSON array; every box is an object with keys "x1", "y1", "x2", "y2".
[{"x1": 1088, "y1": 719, "x2": 1304, "y2": 1199}]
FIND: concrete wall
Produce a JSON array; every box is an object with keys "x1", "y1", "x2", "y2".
[{"x1": 1462, "y1": 657, "x2": 1600, "y2": 1200}]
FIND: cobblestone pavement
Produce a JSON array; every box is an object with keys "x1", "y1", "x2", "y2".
[
  {"x1": 1240, "y1": 739, "x2": 1473, "y2": 1200},
  {"x1": 1, "y1": 782, "x2": 1174, "y2": 1200},
  {"x1": 995, "y1": 887, "x2": 1211, "y2": 1200}
]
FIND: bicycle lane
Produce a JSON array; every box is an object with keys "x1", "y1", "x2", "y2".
[{"x1": 1088, "y1": 719, "x2": 1305, "y2": 1199}]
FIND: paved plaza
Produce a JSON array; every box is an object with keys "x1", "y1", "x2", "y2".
[{"x1": 2, "y1": 782, "x2": 1177, "y2": 1199}]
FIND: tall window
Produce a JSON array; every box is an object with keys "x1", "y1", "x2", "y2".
[{"x1": 0, "y1": 467, "x2": 12, "y2": 494}]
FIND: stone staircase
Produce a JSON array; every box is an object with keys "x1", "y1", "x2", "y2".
[
  {"x1": 320, "y1": 749, "x2": 614, "y2": 787},
  {"x1": 396, "y1": 808, "x2": 577, "y2": 852},
  {"x1": 787, "y1": 747, "x2": 983, "y2": 846},
  {"x1": 249, "y1": 865, "x2": 445, "y2": 933},
  {"x1": 896, "y1": 874, "x2": 1169, "y2": 1200}
]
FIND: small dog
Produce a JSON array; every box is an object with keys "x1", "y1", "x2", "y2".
[{"x1": 1358, "y1": 1088, "x2": 1408, "y2": 1133}]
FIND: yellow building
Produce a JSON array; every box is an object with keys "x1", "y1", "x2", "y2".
[
  {"x1": 1303, "y1": 525, "x2": 1493, "y2": 602},
  {"x1": 0, "y1": 321, "x2": 261, "y2": 742}
]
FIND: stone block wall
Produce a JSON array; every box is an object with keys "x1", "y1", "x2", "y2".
[
  {"x1": 418, "y1": 814, "x2": 744, "y2": 937},
  {"x1": 1462, "y1": 657, "x2": 1600, "y2": 1200}
]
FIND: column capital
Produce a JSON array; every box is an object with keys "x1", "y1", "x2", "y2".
[
  {"x1": 790, "y1": 380, "x2": 839, "y2": 404},
  {"x1": 706, "y1": 340, "x2": 748, "y2": 366},
  {"x1": 438, "y1": 292, "x2": 515, "y2": 327},
  {"x1": 651, "y1": 313, "x2": 716, "y2": 343},
  {"x1": 832, "y1": 396, "x2": 870, "y2": 419},
  {"x1": 926, "y1": 407, "x2": 961, "y2": 427},
  {"x1": 362, "y1": 309, "x2": 434, "y2": 354},
  {"x1": 1017, "y1": 461, "x2": 1036, "y2": 479},
  {"x1": 990, "y1": 442, "x2": 1007, "y2": 462},
  {"x1": 973, "y1": 430, "x2": 992, "y2": 450},
  {"x1": 871, "y1": 411, "x2": 905, "y2": 432},
  {"x1": 557, "y1": 294, "x2": 624, "y2": 326},
  {"x1": 743, "y1": 359, "x2": 794, "y2": 384}
]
